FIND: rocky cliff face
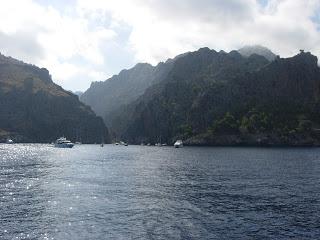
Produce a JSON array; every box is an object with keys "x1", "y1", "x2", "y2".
[
  {"x1": 122, "y1": 48, "x2": 270, "y2": 143},
  {"x1": 0, "y1": 53, "x2": 109, "y2": 143},
  {"x1": 80, "y1": 58, "x2": 177, "y2": 137},
  {"x1": 121, "y1": 49, "x2": 320, "y2": 146},
  {"x1": 80, "y1": 46, "x2": 320, "y2": 146}
]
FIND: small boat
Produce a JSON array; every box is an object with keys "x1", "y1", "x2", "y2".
[
  {"x1": 119, "y1": 141, "x2": 128, "y2": 146},
  {"x1": 174, "y1": 140, "x2": 183, "y2": 148},
  {"x1": 155, "y1": 143, "x2": 162, "y2": 147},
  {"x1": 6, "y1": 139, "x2": 14, "y2": 144},
  {"x1": 115, "y1": 142, "x2": 119, "y2": 145},
  {"x1": 101, "y1": 136, "x2": 104, "y2": 147},
  {"x1": 75, "y1": 142, "x2": 82, "y2": 145},
  {"x1": 54, "y1": 137, "x2": 74, "y2": 148}
]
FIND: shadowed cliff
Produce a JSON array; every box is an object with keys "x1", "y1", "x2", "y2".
[{"x1": 0, "y1": 53, "x2": 110, "y2": 143}]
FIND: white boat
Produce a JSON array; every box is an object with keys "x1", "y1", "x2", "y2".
[
  {"x1": 174, "y1": 140, "x2": 183, "y2": 148},
  {"x1": 54, "y1": 137, "x2": 74, "y2": 148},
  {"x1": 6, "y1": 139, "x2": 14, "y2": 144}
]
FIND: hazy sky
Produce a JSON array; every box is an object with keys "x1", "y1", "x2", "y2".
[{"x1": 0, "y1": 0, "x2": 319, "y2": 91}]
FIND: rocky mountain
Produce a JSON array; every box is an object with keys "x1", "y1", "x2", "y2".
[
  {"x1": 81, "y1": 46, "x2": 320, "y2": 146},
  {"x1": 0, "y1": 53, "x2": 109, "y2": 143},
  {"x1": 238, "y1": 45, "x2": 277, "y2": 61},
  {"x1": 80, "y1": 58, "x2": 178, "y2": 137},
  {"x1": 120, "y1": 49, "x2": 320, "y2": 146}
]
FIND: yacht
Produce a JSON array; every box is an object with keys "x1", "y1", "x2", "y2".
[
  {"x1": 54, "y1": 137, "x2": 74, "y2": 148},
  {"x1": 174, "y1": 140, "x2": 183, "y2": 148}
]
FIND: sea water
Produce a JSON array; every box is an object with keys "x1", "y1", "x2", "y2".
[{"x1": 1, "y1": 144, "x2": 320, "y2": 239}]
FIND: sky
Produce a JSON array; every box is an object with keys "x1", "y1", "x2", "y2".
[{"x1": 0, "y1": 0, "x2": 319, "y2": 91}]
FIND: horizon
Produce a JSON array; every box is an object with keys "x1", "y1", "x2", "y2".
[{"x1": 0, "y1": 0, "x2": 319, "y2": 91}]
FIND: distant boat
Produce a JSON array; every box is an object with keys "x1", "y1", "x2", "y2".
[
  {"x1": 174, "y1": 140, "x2": 183, "y2": 148},
  {"x1": 115, "y1": 142, "x2": 119, "y2": 145},
  {"x1": 155, "y1": 143, "x2": 162, "y2": 147},
  {"x1": 147, "y1": 143, "x2": 151, "y2": 146},
  {"x1": 6, "y1": 139, "x2": 14, "y2": 144},
  {"x1": 54, "y1": 137, "x2": 74, "y2": 148},
  {"x1": 101, "y1": 136, "x2": 104, "y2": 147},
  {"x1": 75, "y1": 141, "x2": 82, "y2": 145},
  {"x1": 162, "y1": 143, "x2": 167, "y2": 146},
  {"x1": 119, "y1": 141, "x2": 128, "y2": 146}
]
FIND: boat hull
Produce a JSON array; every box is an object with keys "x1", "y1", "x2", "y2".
[{"x1": 54, "y1": 143, "x2": 74, "y2": 148}]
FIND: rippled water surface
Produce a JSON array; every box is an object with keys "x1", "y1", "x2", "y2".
[{"x1": 1, "y1": 144, "x2": 320, "y2": 239}]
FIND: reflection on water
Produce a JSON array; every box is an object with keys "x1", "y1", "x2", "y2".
[{"x1": 1, "y1": 144, "x2": 320, "y2": 239}]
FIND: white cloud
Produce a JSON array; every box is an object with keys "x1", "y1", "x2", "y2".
[
  {"x1": 77, "y1": 0, "x2": 320, "y2": 63},
  {"x1": 0, "y1": 0, "x2": 319, "y2": 91},
  {"x1": 0, "y1": 0, "x2": 116, "y2": 90}
]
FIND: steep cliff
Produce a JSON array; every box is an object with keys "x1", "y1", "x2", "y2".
[
  {"x1": 80, "y1": 46, "x2": 320, "y2": 146},
  {"x1": 122, "y1": 49, "x2": 320, "y2": 146},
  {"x1": 0, "y1": 53, "x2": 109, "y2": 143},
  {"x1": 80, "y1": 58, "x2": 177, "y2": 137}
]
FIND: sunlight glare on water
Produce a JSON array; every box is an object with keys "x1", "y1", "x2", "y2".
[{"x1": 1, "y1": 144, "x2": 320, "y2": 239}]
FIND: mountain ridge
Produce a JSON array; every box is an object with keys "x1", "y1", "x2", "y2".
[
  {"x1": 81, "y1": 46, "x2": 320, "y2": 146},
  {"x1": 238, "y1": 45, "x2": 277, "y2": 61},
  {"x1": 0, "y1": 53, "x2": 110, "y2": 143}
]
